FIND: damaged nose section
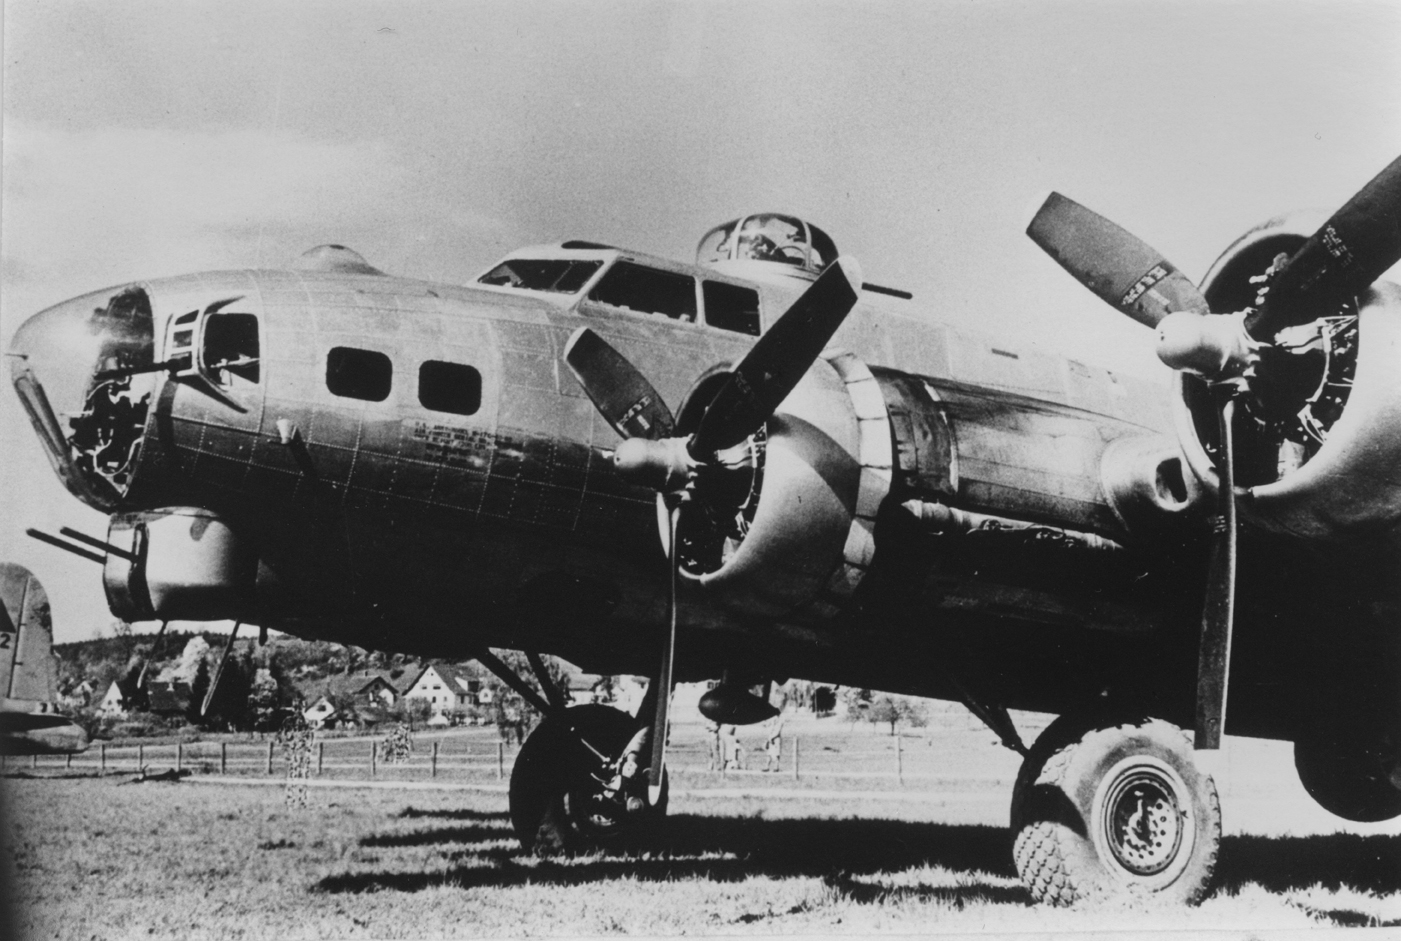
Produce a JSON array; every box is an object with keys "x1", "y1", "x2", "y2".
[{"x1": 9, "y1": 286, "x2": 155, "y2": 510}]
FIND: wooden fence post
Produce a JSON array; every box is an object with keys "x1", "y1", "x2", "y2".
[
  {"x1": 100, "y1": 743, "x2": 107, "y2": 773},
  {"x1": 138, "y1": 743, "x2": 145, "y2": 770},
  {"x1": 317, "y1": 741, "x2": 324, "y2": 776},
  {"x1": 370, "y1": 741, "x2": 377, "y2": 778},
  {"x1": 176, "y1": 743, "x2": 183, "y2": 773},
  {"x1": 431, "y1": 741, "x2": 439, "y2": 779},
  {"x1": 66, "y1": 752, "x2": 73, "y2": 770},
  {"x1": 896, "y1": 734, "x2": 903, "y2": 785},
  {"x1": 220, "y1": 742, "x2": 227, "y2": 774},
  {"x1": 266, "y1": 740, "x2": 274, "y2": 775},
  {"x1": 31, "y1": 754, "x2": 37, "y2": 769},
  {"x1": 793, "y1": 736, "x2": 800, "y2": 781},
  {"x1": 497, "y1": 741, "x2": 505, "y2": 779}
]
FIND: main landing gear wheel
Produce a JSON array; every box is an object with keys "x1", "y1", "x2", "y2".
[
  {"x1": 509, "y1": 704, "x2": 668, "y2": 855},
  {"x1": 1010, "y1": 716, "x2": 1221, "y2": 906},
  {"x1": 1294, "y1": 735, "x2": 1401, "y2": 823}
]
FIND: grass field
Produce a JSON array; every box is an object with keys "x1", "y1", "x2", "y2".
[{"x1": 4, "y1": 721, "x2": 1400, "y2": 938}]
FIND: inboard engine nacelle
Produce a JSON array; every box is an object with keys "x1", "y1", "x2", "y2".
[{"x1": 673, "y1": 349, "x2": 1198, "y2": 625}]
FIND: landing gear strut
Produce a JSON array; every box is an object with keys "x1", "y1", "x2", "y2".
[{"x1": 1010, "y1": 715, "x2": 1221, "y2": 906}]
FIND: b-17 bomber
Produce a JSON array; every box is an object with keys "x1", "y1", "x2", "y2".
[{"x1": 10, "y1": 158, "x2": 1401, "y2": 905}]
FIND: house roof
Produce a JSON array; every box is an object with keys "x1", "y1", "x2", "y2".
[
  {"x1": 295, "y1": 669, "x2": 414, "y2": 703},
  {"x1": 405, "y1": 662, "x2": 481, "y2": 695}
]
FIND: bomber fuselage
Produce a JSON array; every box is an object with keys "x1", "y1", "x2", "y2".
[{"x1": 12, "y1": 240, "x2": 1203, "y2": 719}]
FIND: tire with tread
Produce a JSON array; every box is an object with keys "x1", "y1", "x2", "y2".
[
  {"x1": 509, "y1": 704, "x2": 668, "y2": 855},
  {"x1": 1294, "y1": 735, "x2": 1401, "y2": 823},
  {"x1": 1010, "y1": 714, "x2": 1220, "y2": 906}
]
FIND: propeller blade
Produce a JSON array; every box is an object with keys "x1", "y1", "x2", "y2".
[
  {"x1": 563, "y1": 328, "x2": 675, "y2": 440},
  {"x1": 1194, "y1": 395, "x2": 1239, "y2": 750},
  {"x1": 1027, "y1": 192, "x2": 1210, "y2": 328},
  {"x1": 1248, "y1": 154, "x2": 1401, "y2": 338},
  {"x1": 691, "y1": 256, "x2": 863, "y2": 456},
  {"x1": 647, "y1": 503, "x2": 682, "y2": 805}
]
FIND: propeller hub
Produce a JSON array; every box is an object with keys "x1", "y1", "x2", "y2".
[
  {"x1": 1155, "y1": 311, "x2": 1260, "y2": 380},
  {"x1": 613, "y1": 437, "x2": 697, "y2": 492}
]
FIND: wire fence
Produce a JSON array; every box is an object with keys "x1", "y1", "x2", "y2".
[{"x1": 0, "y1": 728, "x2": 1028, "y2": 786}]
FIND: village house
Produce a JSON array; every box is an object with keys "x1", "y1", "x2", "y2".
[
  {"x1": 95, "y1": 677, "x2": 192, "y2": 719},
  {"x1": 302, "y1": 696, "x2": 339, "y2": 730},
  {"x1": 146, "y1": 679, "x2": 192, "y2": 717},
  {"x1": 296, "y1": 669, "x2": 414, "y2": 728},
  {"x1": 401, "y1": 663, "x2": 483, "y2": 714},
  {"x1": 96, "y1": 681, "x2": 128, "y2": 718}
]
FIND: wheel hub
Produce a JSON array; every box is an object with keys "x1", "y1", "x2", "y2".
[{"x1": 1102, "y1": 768, "x2": 1184, "y2": 876}]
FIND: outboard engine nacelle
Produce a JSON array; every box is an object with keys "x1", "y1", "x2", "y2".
[{"x1": 103, "y1": 507, "x2": 258, "y2": 621}]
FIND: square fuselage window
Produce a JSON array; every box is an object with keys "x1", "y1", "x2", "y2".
[
  {"x1": 702, "y1": 281, "x2": 762, "y2": 336},
  {"x1": 327, "y1": 347, "x2": 392, "y2": 402},
  {"x1": 419, "y1": 360, "x2": 482, "y2": 415}
]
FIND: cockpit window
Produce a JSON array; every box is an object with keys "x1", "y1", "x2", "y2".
[
  {"x1": 587, "y1": 262, "x2": 697, "y2": 322},
  {"x1": 478, "y1": 259, "x2": 602, "y2": 294},
  {"x1": 702, "y1": 281, "x2": 761, "y2": 336}
]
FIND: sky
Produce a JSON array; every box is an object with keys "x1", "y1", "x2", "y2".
[{"x1": 4, "y1": 0, "x2": 1401, "y2": 643}]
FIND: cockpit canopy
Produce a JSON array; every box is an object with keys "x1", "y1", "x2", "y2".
[{"x1": 696, "y1": 214, "x2": 838, "y2": 274}]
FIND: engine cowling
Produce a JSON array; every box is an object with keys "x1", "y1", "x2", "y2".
[
  {"x1": 1176, "y1": 213, "x2": 1401, "y2": 539},
  {"x1": 103, "y1": 507, "x2": 260, "y2": 621},
  {"x1": 670, "y1": 351, "x2": 890, "y2": 620}
]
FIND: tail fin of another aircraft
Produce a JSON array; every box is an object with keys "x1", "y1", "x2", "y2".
[
  {"x1": 0, "y1": 562, "x2": 58, "y2": 703},
  {"x1": 0, "y1": 563, "x2": 87, "y2": 754}
]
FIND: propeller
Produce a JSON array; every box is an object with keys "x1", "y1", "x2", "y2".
[
  {"x1": 1026, "y1": 156, "x2": 1401, "y2": 749},
  {"x1": 564, "y1": 256, "x2": 864, "y2": 798},
  {"x1": 1027, "y1": 192, "x2": 1210, "y2": 328},
  {"x1": 1247, "y1": 154, "x2": 1401, "y2": 339}
]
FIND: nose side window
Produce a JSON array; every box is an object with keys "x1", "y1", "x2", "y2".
[
  {"x1": 202, "y1": 312, "x2": 260, "y2": 386},
  {"x1": 418, "y1": 361, "x2": 481, "y2": 416}
]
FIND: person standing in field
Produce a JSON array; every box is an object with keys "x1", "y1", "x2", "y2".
[
  {"x1": 763, "y1": 717, "x2": 783, "y2": 772},
  {"x1": 723, "y1": 724, "x2": 743, "y2": 770},
  {"x1": 705, "y1": 721, "x2": 721, "y2": 771}
]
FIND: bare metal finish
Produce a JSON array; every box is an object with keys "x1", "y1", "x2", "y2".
[{"x1": 9, "y1": 180, "x2": 1401, "y2": 905}]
